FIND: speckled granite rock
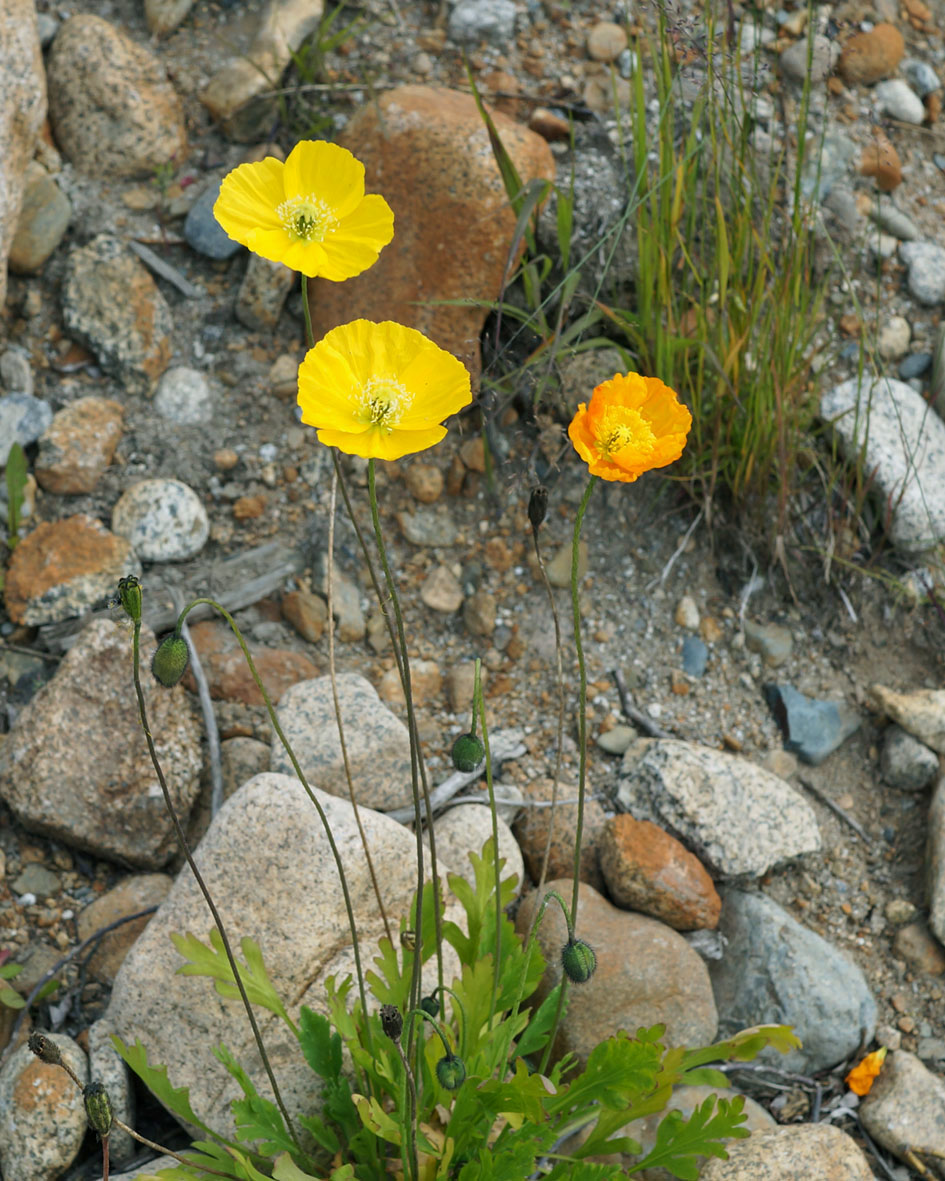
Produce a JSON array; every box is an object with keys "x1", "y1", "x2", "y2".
[
  {"x1": 859, "y1": 1050, "x2": 945, "y2": 1170},
  {"x1": 700, "y1": 1122, "x2": 874, "y2": 1180},
  {"x1": 35, "y1": 395, "x2": 124, "y2": 493},
  {"x1": 111, "y1": 478, "x2": 209, "y2": 561}
]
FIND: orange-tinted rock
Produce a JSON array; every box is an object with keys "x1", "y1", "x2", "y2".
[
  {"x1": 309, "y1": 85, "x2": 555, "y2": 383},
  {"x1": 3, "y1": 515, "x2": 137, "y2": 626},
  {"x1": 598, "y1": 815, "x2": 721, "y2": 930},
  {"x1": 182, "y1": 618, "x2": 318, "y2": 706},
  {"x1": 839, "y1": 23, "x2": 904, "y2": 84},
  {"x1": 859, "y1": 133, "x2": 903, "y2": 191},
  {"x1": 76, "y1": 873, "x2": 172, "y2": 983},
  {"x1": 513, "y1": 778, "x2": 606, "y2": 890},
  {"x1": 35, "y1": 396, "x2": 124, "y2": 493},
  {"x1": 281, "y1": 589, "x2": 328, "y2": 643}
]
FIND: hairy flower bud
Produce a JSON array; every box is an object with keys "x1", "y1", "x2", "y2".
[
  {"x1": 84, "y1": 1081, "x2": 113, "y2": 1137},
  {"x1": 435, "y1": 1052, "x2": 466, "y2": 1091},
  {"x1": 420, "y1": 994, "x2": 439, "y2": 1018},
  {"x1": 528, "y1": 485, "x2": 548, "y2": 532},
  {"x1": 451, "y1": 733, "x2": 485, "y2": 773},
  {"x1": 116, "y1": 575, "x2": 142, "y2": 623},
  {"x1": 28, "y1": 1031, "x2": 61, "y2": 1065},
  {"x1": 561, "y1": 937, "x2": 597, "y2": 984},
  {"x1": 380, "y1": 1004, "x2": 403, "y2": 1043},
  {"x1": 151, "y1": 633, "x2": 190, "y2": 687}
]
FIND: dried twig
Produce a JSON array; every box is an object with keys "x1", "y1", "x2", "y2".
[
  {"x1": 128, "y1": 240, "x2": 203, "y2": 298},
  {"x1": 611, "y1": 667, "x2": 673, "y2": 739},
  {"x1": 797, "y1": 775, "x2": 870, "y2": 843}
]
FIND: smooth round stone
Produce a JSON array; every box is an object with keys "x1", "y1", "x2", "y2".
[
  {"x1": 587, "y1": 21, "x2": 628, "y2": 62},
  {"x1": 183, "y1": 177, "x2": 242, "y2": 261},
  {"x1": 878, "y1": 314, "x2": 911, "y2": 360},
  {"x1": 153, "y1": 366, "x2": 213, "y2": 424},
  {"x1": 901, "y1": 57, "x2": 941, "y2": 97},
  {"x1": 597, "y1": 723, "x2": 637, "y2": 755},
  {"x1": 781, "y1": 35, "x2": 837, "y2": 83},
  {"x1": 8, "y1": 168, "x2": 72, "y2": 274},
  {"x1": 0, "y1": 348, "x2": 33, "y2": 396},
  {"x1": 874, "y1": 78, "x2": 925, "y2": 124},
  {"x1": 872, "y1": 205, "x2": 919, "y2": 240},
  {"x1": 111, "y1": 478, "x2": 209, "y2": 561},
  {"x1": 0, "y1": 392, "x2": 52, "y2": 465},
  {"x1": 681, "y1": 634, "x2": 709, "y2": 677},
  {"x1": 447, "y1": 0, "x2": 517, "y2": 46},
  {"x1": 900, "y1": 241, "x2": 945, "y2": 305},
  {"x1": 899, "y1": 352, "x2": 932, "y2": 380}
]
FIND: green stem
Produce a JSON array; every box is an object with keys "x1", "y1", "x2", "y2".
[
  {"x1": 476, "y1": 665, "x2": 502, "y2": 1020},
  {"x1": 301, "y1": 276, "x2": 314, "y2": 348}
]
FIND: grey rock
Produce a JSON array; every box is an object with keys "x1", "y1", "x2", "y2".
[
  {"x1": 899, "y1": 351, "x2": 932, "y2": 380},
  {"x1": 681, "y1": 635, "x2": 708, "y2": 677},
  {"x1": 0, "y1": 347, "x2": 32, "y2": 395},
  {"x1": 901, "y1": 57, "x2": 941, "y2": 97},
  {"x1": 145, "y1": 0, "x2": 197, "y2": 35},
  {"x1": 11, "y1": 862, "x2": 59, "y2": 898},
  {"x1": 617, "y1": 738, "x2": 821, "y2": 878},
  {"x1": 780, "y1": 35, "x2": 838, "y2": 83},
  {"x1": 900, "y1": 240, "x2": 945, "y2": 305},
  {"x1": 8, "y1": 162, "x2": 72, "y2": 274},
  {"x1": 881, "y1": 724, "x2": 939, "y2": 791},
  {"x1": 874, "y1": 78, "x2": 926, "y2": 123},
  {"x1": 709, "y1": 890, "x2": 877, "y2": 1074},
  {"x1": 183, "y1": 174, "x2": 242, "y2": 260},
  {"x1": 598, "y1": 723, "x2": 637, "y2": 755},
  {"x1": 35, "y1": 12, "x2": 58, "y2": 47},
  {"x1": 235, "y1": 254, "x2": 295, "y2": 331},
  {"x1": 272, "y1": 673, "x2": 413, "y2": 810},
  {"x1": 743, "y1": 619, "x2": 793, "y2": 667},
  {"x1": 860, "y1": 1050, "x2": 945, "y2": 1169},
  {"x1": 0, "y1": 392, "x2": 52, "y2": 464},
  {"x1": 0, "y1": 618, "x2": 202, "y2": 867},
  {"x1": 396, "y1": 505, "x2": 458, "y2": 547},
  {"x1": 870, "y1": 203, "x2": 919, "y2": 241},
  {"x1": 61, "y1": 235, "x2": 172, "y2": 395},
  {"x1": 88, "y1": 1019, "x2": 135, "y2": 1166},
  {"x1": 430, "y1": 804, "x2": 524, "y2": 895},
  {"x1": 929, "y1": 774, "x2": 945, "y2": 946},
  {"x1": 0, "y1": 1033, "x2": 88, "y2": 1181},
  {"x1": 763, "y1": 682, "x2": 861, "y2": 764},
  {"x1": 107, "y1": 772, "x2": 461, "y2": 1137},
  {"x1": 313, "y1": 554, "x2": 365, "y2": 641},
  {"x1": 448, "y1": 0, "x2": 518, "y2": 46},
  {"x1": 821, "y1": 377, "x2": 945, "y2": 555},
  {"x1": 872, "y1": 686, "x2": 945, "y2": 753},
  {"x1": 221, "y1": 735, "x2": 271, "y2": 799},
  {"x1": 700, "y1": 1124, "x2": 874, "y2": 1180},
  {"x1": 112, "y1": 478, "x2": 210, "y2": 561},
  {"x1": 153, "y1": 366, "x2": 214, "y2": 425}
]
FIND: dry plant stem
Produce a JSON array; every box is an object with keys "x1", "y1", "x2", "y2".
[
  {"x1": 102, "y1": 1134, "x2": 108, "y2": 1181},
  {"x1": 130, "y1": 619, "x2": 306, "y2": 1162},
  {"x1": 173, "y1": 589, "x2": 222, "y2": 816},
  {"x1": 326, "y1": 465, "x2": 392, "y2": 945},
  {"x1": 391, "y1": 1039, "x2": 419, "y2": 1181},
  {"x1": 177, "y1": 597, "x2": 375, "y2": 1070}
]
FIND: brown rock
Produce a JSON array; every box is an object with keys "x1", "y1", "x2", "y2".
[
  {"x1": 513, "y1": 778, "x2": 606, "y2": 890},
  {"x1": 892, "y1": 921, "x2": 945, "y2": 975},
  {"x1": 377, "y1": 659, "x2": 441, "y2": 706},
  {"x1": 700, "y1": 1123, "x2": 874, "y2": 1180},
  {"x1": 77, "y1": 873, "x2": 172, "y2": 983},
  {"x1": 182, "y1": 619, "x2": 318, "y2": 706},
  {"x1": 459, "y1": 436, "x2": 486, "y2": 472},
  {"x1": 219, "y1": 736, "x2": 270, "y2": 799},
  {"x1": 404, "y1": 462, "x2": 444, "y2": 503},
  {"x1": 587, "y1": 21, "x2": 628, "y2": 62},
  {"x1": 463, "y1": 588, "x2": 496, "y2": 637},
  {"x1": 871, "y1": 684, "x2": 945, "y2": 752},
  {"x1": 421, "y1": 564, "x2": 464, "y2": 612},
  {"x1": 598, "y1": 816, "x2": 721, "y2": 931},
  {"x1": 309, "y1": 85, "x2": 555, "y2": 383},
  {"x1": 35, "y1": 396, "x2": 124, "y2": 493},
  {"x1": 3, "y1": 515, "x2": 138, "y2": 626},
  {"x1": 281, "y1": 589, "x2": 328, "y2": 643},
  {"x1": 860, "y1": 1050, "x2": 945, "y2": 1168},
  {"x1": 233, "y1": 494, "x2": 266, "y2": 520},
  {"x1": 859, "y1": 133, "x2": 902, "y2": 191},
  {"x1": 528, "y1": 107, "x2": 570, "y2": 141},
  {"x1": 47, "y1": 14, "x2": 186, "y2": 178},
  {"x1": 838, "y1": 23, "x2": 904, "y2": 84}
]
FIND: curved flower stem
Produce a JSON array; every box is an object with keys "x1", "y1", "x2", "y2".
[
  {"x1": 129, "y1": 618, "x2": 307, "y2": 1161},
  {"x1": 428, "y1": 985, "x2": 468, "y2": 1060}
]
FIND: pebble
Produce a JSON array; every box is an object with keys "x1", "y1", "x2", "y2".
[
  {"x1": 421, "y1": 564, "x2": 464, "y2": 612},
  {"x1": 183, "y1": 175, "x2": 243, "y2": 260},
  {"x1": 700, "y1": 1124, "x2": 874, "y2": 1180},
  {"x1": 870, "y1": 203, "x2": 919, "y2": 240},
  {"x1": 546, "y1": 538, "x2": 587, "y2": 587},
  {"x1": 404, "y1": 462, "x2": 443, "y2": 503},
  {"x1": 397, "y1": 506, "x2": 458, "y2": 547},
  {"x1": 463, "y1": 588, "x2": 496, "y2": 637},
  {"x1": 893, "y1": 922, "x2": 945, "y2": 975},
  {"x1": 281, "y1": 588, "x2": 327, "y2": 643},
  {"x1": 272, "y1": 673, "x2": 413, "y2": 810},
  {"x1": 513, "y1": 777, "x2": 607, "y2": 890},
  {"x1": 874, "y1": 78, "x2": 926, "y2": 123},
  {"x1": 153, "y1": 366, "x2": 214, "y2": 425},
  {"x1": 11, "y1": 862, "x2": 59, "y2": 898},
  {"x1": 268, "y1": 352, "x2": 298, "y2": 400},
  {"x1": 145, "y1": 0, "x2": 196, "y2": 34},
  {"x1": 899, "y1": 240, "x2": 945, "y2": 305},
  {"x1": 617, "y1": 738, "x2": 821, "y2": 878},
  {"x1": 77, "y1": 873, "x2": 172, "y2": 983},
  {"x1": 378, "y1": 659, "x2": 441, "y2": 707},
  {"x1": 47, "y1": 14, "x2": 187, "y2": 178},
  {"x1": 7, "y1": 163, "x2": 72, "y2": 274},
  {"x1": 674, "y1": 594, "x2": 700, "y2": 630},
  {"x1": 0, "y1": 392, "x2": 52, "y2": 465},
  {"x1": 881, "y1": 723, "x2": 939, "y2": 790},
  {"x1": 780, "y1": 35, "x2": 838, "y2": 84},
  {"x1": 61, "y1": 234, "x2": 173, "y2": 395},
  {"x1": 901, "y1": 57, "x2": 941, "y2": 98},
  {"x1": 2, "y1": 514, "x2": 139, "y2": 626},
  {"x1": 898, "y1": 351, "x2": 932, "y2": 380},
  {"x1": 710, "y1": 889, "x2": 877, "y2": 1073},
  {"x1": 877, "y1": 314, "x2": 911, "y2": 360},
  {"x1": 517, "y1": 880, "x2": 718, "y2": 1068},
  {"x1": 112, "y1": 478, "x2": 210, "y2": 561},
  {"x1": 763, "y1": 682, "x2": 861, "y2": 764},
  {"x1": 0, "y1": 1032, "x2": 89, "y2": 1181},
  {"x1": 35, "y1": 11, "x2": 58, "y2": 45},
  {"x1": 821, "y1": 378, "x2": 945, "y2": 555},
  {"x1": 838, "y1": 22, "x2": 904, "y2": 84},
  {"x1": 447, "y1": 0, "x2": 517, "y2": 46},
  {"x1": 681, "y1": 634, "x2": 708, "y2": 677},
  {"x1": 872, "y1": 685, "x2": 945, "y2": 753},
  {"x1": 860, "y1": 1051, "x2": 945, "y2": 1170},
  {"x1": 885, "y1": 897, "x2": 917, "y2": 924},
  {"x1": 596, "y1": 723, "x2": 636, "y2": 755},
  {"x1": 0, "y1": 347, "x2": 32, "y2": 395},
  {"x1": 528, "y1": 106, "x2": 570, "y2": 141},
  {"x1": 313, "y1": 555, "x2": 365, "y2": 642},
  {"x1": 235, "y1": 255, "x2": 296, "y2": 331},
  {"x1": 930, "y1": 776, "x2": 945, "y2": 946},
  {"x1": 743, "y1": 618, "x2": 793, "y2": 667},
  {"x1": 598, "y1": 815, "x2": 722, "y2": 930},
  {"x1": 587, "y1": 21, "x2": 628, "y2": 62},
  {"x1": 35, "y1": 396, "x2": 124, "y2": 494}
]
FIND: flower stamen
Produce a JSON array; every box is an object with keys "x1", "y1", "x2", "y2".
[
  {"x1": 360, "y1": 377, "x2": 409, "y2": 434},
  {"x1": 277, "y1": 194, "x2": 336, "y2": 243}
]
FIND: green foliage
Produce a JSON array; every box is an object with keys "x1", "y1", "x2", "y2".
[{"x1": 4, "y1": 441, "x2": 27, "y2": 551}]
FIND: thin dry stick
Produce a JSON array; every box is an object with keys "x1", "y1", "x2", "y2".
[
  {"x1": 797, "y1": 775, "x2": 870, "y2": 843},
  {"x1": 173, "y1": 589, "x2": 223, "y2": 816}
]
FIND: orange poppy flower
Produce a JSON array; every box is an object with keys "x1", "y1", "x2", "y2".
[
  {"x1": 567, "y1": 372, "x2": 692, "y2": 483},
  {"x1": 845, "y1": 1047, "x2": 887, "y2": 1096}
]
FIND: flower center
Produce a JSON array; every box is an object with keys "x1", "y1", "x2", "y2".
[
  {"x1": 277, "y1": 194, "x2": 336, "y2": 242},
  {"x1": 360, "y1": 377, "x2": 409, "y2": 434},
  {"x1": 596, "y1": 406, "x2": 656, "y2": 459}
]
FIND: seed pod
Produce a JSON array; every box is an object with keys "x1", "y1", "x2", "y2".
[
  {"x1": 561, "y1": 937, "x2": 597, "y2": 984},
  {"x1": 151, "y1": 633, "x2": 190, "y2": 687},
  {"x1": 84, "y1": 1081, "x2": 113, "y2": 1137},
  {"x1": 436, "y1": 1052, "x2": 466, "y2": 1091},
  {"x1": 528, "y1": 485, "x2": 548, "y2": 532},
  {"x1": 28, "y1": 1031, "x2": 61, "y2": 1065},
  {"x1": 420, "y1": 994, "x2": 440, "y2": 1018},
  {"x1": 451, "y1": 732, "x2": 485, "y2": 773},
  {"x1": 380, "y1": 1004, "x2": 403, "y2": 1043},
  {"x1": 116, "y1": 575, "x2": 142, "y2": 623}
]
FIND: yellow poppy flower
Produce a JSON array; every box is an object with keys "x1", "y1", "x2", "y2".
[
  {"x1": 845, "y1": 1047, "x2": 887, "y2": 1096},
  {"x1": 297, "y1": 320, "x2": 472, "y2": 461},
  {"x1": 213, "y1": 140, "x2": 394, "y2": 279},
  {"x1": 568, "y1": 371, "x2": 692, "y2": 483}
]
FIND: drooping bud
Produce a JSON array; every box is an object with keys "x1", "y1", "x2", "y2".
[
  {"x1": 380, "y1": 1004, "x2": 403, "y2": 1043},
  {"x1": 151, "y1": 633, "x2": 190, "y2": 687},
  {"x1": 561, "y1": 937, "x2": 596, "y2": 984},
  {"x1": 528, "y1": 485, "x2": 548, "y2": 532},
  {"x1": 28, "y1": 1030, "x2": 61, "y2": 1065},
  {"x1": 84, "y1": 1081, "x2": 113, "y2": 1137},
  {"x1": 435, "y1": 1052, "x2": 466, "y2": 1091},
  {"x1": 116, "y1": 575, "x2": 142, "y2": 623},
  {"x1": 420, "y1": 994, "x2": 439, "y2": 1018},
  {"x1": 451, "y1": 733, "x2": 485, "y2": 773}
]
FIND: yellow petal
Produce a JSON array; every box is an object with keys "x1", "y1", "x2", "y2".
[
  {"x1": 397, "y1": 351, "x2": 472, "y2": 427},
  {"x1": 317, "y1": 424, "x2": 447, "y2": 461},
  {"x1": 279, "y1": 239, "x2": 330, "y2": 277},
  {"x1": 335, "y1": 194, "x2": 395, "y2": 248},
  {"x1": 213, "y1": 158, "x2": 286, "y2": 245},
  {"x1": 283, "y1": 140, "x2": 365, "y2": 219}
]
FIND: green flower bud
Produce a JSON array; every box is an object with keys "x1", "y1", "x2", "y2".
[
  {"x1": 28, "y1": 1031, "x2": 61, "y2": 1065},
  {"x1": 84, "y1": 1081, "x2": 113, "y2": 1137},
  {"x1": 380, "y1": 1004, "x2": 403, "y2": 1043},
  {"x1": 451, "y1": 733, "x2": 485, "y2": 773},
  {"x1": 151, "y1": 633, "x2": 189, "y2": 687},
  {"x1": 420, "y1": 994, "x2": 439, "y2": 1018},
  {"x1": 561, "y1": 937, "x2": 596, "y2": 984},
  {"x1": 435, "y1": 1052, "x2": 466, "y2": 1091},
  {"x1": 116, "y1": 575, "x2": 142, "y2": 623}
]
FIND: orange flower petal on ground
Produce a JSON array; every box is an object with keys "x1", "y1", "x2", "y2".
[
  {"x1": 297, "y1": 320, "x2": 472, "y2": 461},
  {"x1": 213, "y1": 141, "x2": 394, "y2": 280},
  {"x1": 568, "y1": 371, "x2": 692, "y2": 482},
  {"x1": 845, "y1": 1047, "x2": 887, "y2": 1096}
]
